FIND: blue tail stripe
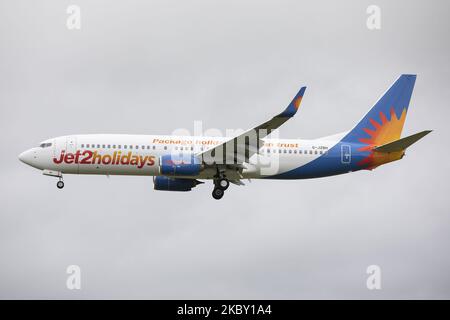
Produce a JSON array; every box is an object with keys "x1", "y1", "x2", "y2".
[{"x1": 342, "y1": 74, "x2": 416, "y2": 143}]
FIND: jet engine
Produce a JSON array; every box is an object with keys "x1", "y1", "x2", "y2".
[{"x1": 153, "y1": 176, "x2": 203, "y2": 191}]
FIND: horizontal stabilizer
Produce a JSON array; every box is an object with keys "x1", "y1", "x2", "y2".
[{"x1": 374, "y1": 130, "x2": 432, "y2": 153}]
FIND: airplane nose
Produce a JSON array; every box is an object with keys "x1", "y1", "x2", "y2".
[
  {"x1": 18, "y1": 151, "x2": 27, "y2": 163},
  {"x1": 18, "y1": 149, "x2": 35, "y2": 166}
]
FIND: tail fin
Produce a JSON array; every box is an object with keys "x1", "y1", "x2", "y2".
[{"x1": 342, "y1": 74, "x2": 416, "y2": 146}]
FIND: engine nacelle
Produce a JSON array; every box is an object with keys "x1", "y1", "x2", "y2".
[
  {"x1": 159, "y1": 154, "x2": 202, "y2": 176},
  {"x1": 153, "y1": 176, "x2": 203, "y2": 192}
]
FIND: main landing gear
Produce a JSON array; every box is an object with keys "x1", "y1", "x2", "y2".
[
  {"x1": 212, "y1": 177, "x2": 229, "y2": 200},
  {"x1": 217, "y1": 178, "x2": 229, "y2": 190},
  {"x1": 212, "y1": 187, "x2": 224, "y2": 200}
]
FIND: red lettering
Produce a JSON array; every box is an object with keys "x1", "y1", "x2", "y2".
[
  {"x1": 120, "y1": 152, "x2": 131, "y2": 165},
  {"x1": 147, "y1": 156, "x2": 155, "y2": 166},
  {"x1": 79, "y1": 150, "x2": 93, "y2": 164},
  {"x1": 102, "y1": 155, "x2": 112, "y2": 165},
  {"x1": 137, "y1": 156, "x2": 148, "y2": 169},
  {"x1": 64, "y1": 153, "x2": 75, "y2": 164},
  {"x1": 53, "y1": 151, "x2": 65, "y2": 164},
  {"x1": 74, "y1": 150, "x2": 82, "y2": 163},
  {"x1": 92, "y1": 151, "x2": 102, "y2": 164}
]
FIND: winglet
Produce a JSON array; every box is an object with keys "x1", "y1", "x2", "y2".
[{"x1": 279, "y1": 86, "x2": 307, "y2": 118}]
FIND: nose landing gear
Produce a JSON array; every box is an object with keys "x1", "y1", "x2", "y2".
[
  {"x1": 56, "y1": 178, "x2": 64, "y2": 189},
  {"x1": 42, "y1": 170, "x2": 65, "y2": 190}
]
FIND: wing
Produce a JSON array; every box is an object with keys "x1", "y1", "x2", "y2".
[{"x1": 198, "y1": 86, "x2": 306, "y2": 166}]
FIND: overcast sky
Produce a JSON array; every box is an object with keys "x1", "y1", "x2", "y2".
[{"x1": 0, "y1": 0, "x2": 449, "y2": 299}]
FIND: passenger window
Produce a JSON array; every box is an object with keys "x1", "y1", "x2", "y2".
[
  {"x1": 164, "y1": 146, "x2": 167, "y2": 150},
  {"x1": 129, "y1": 145, "x2": 133, "y2": 149},
  {"x1": 107, "y1": 144, "x2": 111, "y2": 148},
  {"x1": 315, "y1": 151, "x2": 318, "y2": 154},
  {"x1": 309, "y1": 150, "x2": 313, "y2": 154},
  {"x1": 113, "y1": 145, "x2": 116, "y2": 149},
  {"x1": 81, "y1": 144, "x2": 85, "y2": 148},
  {"x1": 124, "y1": 145, "x2": 127, "y2": 149},
  {"x1": 289, "y1": 150, "x2": 292, "y2": 154},
  {"x1": 97, "y1": 144, "x2": 100, "y2": 148},
  {"x1": 153, "y1": 146, "x2": 156, "y2": 150},
  {"x1": 102, "y1": 144, "x2": 105, "y2": 148}
]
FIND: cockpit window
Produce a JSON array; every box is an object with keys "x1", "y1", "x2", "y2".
[{"x1": 40, "y1": 142, "x2": 52, "y2": 148}]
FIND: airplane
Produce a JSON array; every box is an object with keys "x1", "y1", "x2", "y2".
[{"x1": 19, "y1": 74, "x2": 431, "y2": 200}]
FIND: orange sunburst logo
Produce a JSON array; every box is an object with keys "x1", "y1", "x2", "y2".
[
  {"x1": 293, "y1": 96, "x2": 303, "y2": 110},
  {"x1": 357, "y1": 107, "x2": 407, "y2": 169}
]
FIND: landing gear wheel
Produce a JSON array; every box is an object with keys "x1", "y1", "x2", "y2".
[
  {"x1": 217, "y1": 178, "x2": 229, "y2": 190},
  {"x1": 212, "y1": 187, "x2": 224, "y2": 200},
  {"x1": 56, "y1": 180, "x2": 64, "y2": 189}
]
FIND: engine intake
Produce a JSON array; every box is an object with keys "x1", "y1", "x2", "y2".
[
  {"x1": 153, "y1": 176, "x2": 203, "y2": 192},
  {"x1": 159, "y1": 154, "x2": 202, "y2": 176}
]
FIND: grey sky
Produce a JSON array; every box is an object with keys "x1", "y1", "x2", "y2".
[{"x1": 0, "y1": 0, "x2": 449, "y2": 299}]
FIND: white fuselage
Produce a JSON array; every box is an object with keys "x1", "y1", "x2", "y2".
[{"x1": 19, "y1": 134, "x2": 341, "y2": 180}]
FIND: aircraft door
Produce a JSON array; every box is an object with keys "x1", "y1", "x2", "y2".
[
  {"x1": 65, "y1": 136, "x2": 78, "y2": 173},
  {"x1": 66, "y1": 136, "x2": 77, "y2": 154}
]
